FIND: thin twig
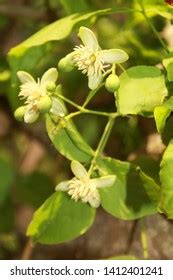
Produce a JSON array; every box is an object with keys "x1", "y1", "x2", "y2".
[
  {"x1": 21, "y1": 239, "x2": 35, "y2": 260},
  {"x1": 124, "y1": 220, "x2": 138, "y2": 254}
]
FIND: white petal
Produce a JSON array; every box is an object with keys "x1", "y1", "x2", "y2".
[
  {"x1": 71, "y1": 161, "x2": 88, "y2": 180},
  {"x1": 92, "y1": 175, "x2": 116, "y2": 188},
  {"x1": 100, "y1": 49, "x2": 129, "y2": 64},
  {"x1": 17, "y1": 71, "x2": 35, "y2": 84},
  {"x1": 55, "y1": 181, "x2": 69, "y2": 191},
  {"x1": 41, "y1": 68, "x2": 58, "y2": 84},
  {"x1": 88, "y1": 192, "x2": 101, "y2": 208},
  {"x1": 24, "y1": 108, "x2": 39, "y2": 123},
  {"x1": 50, "y1": 97, "x2": 67, "y2": 116},
  {"x1": 88, "y1": 74, "x2": 102, "y2": 90},
  {"x1": 78, "y1": 27, "x2": 99, "y2": 51}
]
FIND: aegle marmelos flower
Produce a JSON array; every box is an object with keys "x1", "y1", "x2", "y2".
[
  {"x1": 58, "y1": 26, "x2": 129, "y2": 90},
  {"x1": 55, "y1": 161, "x2": 116, "y2": 208},
  {"x1": 14, "y1": 68, "x2": 65, "y2": 123}
]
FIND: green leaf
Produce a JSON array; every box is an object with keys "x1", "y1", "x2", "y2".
[
  {"x1": 96, "y1": 157, "x2": 160, "y2": 220},
  {"x1": 116, "y1": 66, "x2": 168, "y2": 117},
  {"x1": 154, "y1": 106, "x2": 171, "y2": 133},
  {"x1": 132, "y1": 155, "x2": 160, "y2": 184},
  {"x1": 163, "y1": 53, "x2": 173, "y2": 81},
  {"x1": 0, "y1": 159, "x2": 14, "y2": 205},
  {"x1": 46, "y1": 114, "x2": 93, "y2": 162},
  {"x1": 159, "y1": 139, "x2": 173, "y2": 218},
  {"x1": 16, "y1": 172, "x2": 54, "y2": 209},
  {"x1": 27, "y1": 192, "x2": 96, "y2": 244},
  {"x1": 60, "y1": 0, "x2": 90, "y2": 14},
  {"x1": 8, "y1": 10, "x2": 110, "y2": 58},
  {"x1": 154, "y1": 96, "x2": 173, "y2": 133},
  {"x1": 135, "y1": 0, "x2": 173, "y2": 19}
]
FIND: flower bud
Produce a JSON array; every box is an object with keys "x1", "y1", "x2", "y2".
[
  {"x1": 58, "y1": 54, "x2": 75, "y2": 72},
  {"x1": 14, "y1": 106, "x2": 26, "y2": 121},
  {"x1": 37, "y1": 96, "x2": 52, "y2": 113},
  {"x1": 46, "y1": 82, "x2": 56, "y2": 92},
  {"x1": 105, "y1": 74, "x2": 120, "y2": 93}
]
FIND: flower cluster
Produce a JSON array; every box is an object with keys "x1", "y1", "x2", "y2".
[
  {"x1": 14, "y1": 68, "x2": 66, "y2": 123},
  {"x1": 55, "y1": 161, "x2": 116, "y2": 208},
  {"x1": 15, "y1": 26, "x2": 128, "y2": 124},
  {"x1": 59, "y1": 26, "x2": 129, "y2": 89}
]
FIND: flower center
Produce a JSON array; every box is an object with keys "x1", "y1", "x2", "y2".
[
  {"x1": 73, "y1": 45, "x2": 105, "y2": 77},
  {"x1": 28, "y1": 91, "x2": 41, "y2": 101},
  {"x1": 67, "y1": 177, "x2": 97, "y2": 203}
]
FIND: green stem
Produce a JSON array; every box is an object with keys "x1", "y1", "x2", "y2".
[
  {"x1": 83, "y1": 108, "x2": 111, "y2": 117},
  {"x1": 140, "y1": 219, "x2": 149, "y2": 260},
  {"x1": 118, "y1": 63, "x2": 126, "y2": 72},
  {"x1": 57, "y1": 94, "x2": 81, "y2": 110},
  {"x1": 65, "y1": 111, "x2": 81, "y2": 121},
  {"x1": 65, "y1": 109, "x2": 116, "y2": 121},
  {"x1": 88, "y1": 114, "x2": 118, "y2": 175},
  {"x1": 112, "y1": 63, "x2": 116, "y2": 74},
  {"x1": 82, "y1": 82, "x2": 104, "y2": 108},
  {"x1": 57, "y1": 93, "x2": 114, "y2": 118},
  {"x1": 82, "y1": 70, "x2": 113, "y2": 108},
  {"x1": 139, "y1": 0, "x2": 169, "y2": 53},
  {"x1": 95, "y1": 117, "x2": 116, "y2": 157}
]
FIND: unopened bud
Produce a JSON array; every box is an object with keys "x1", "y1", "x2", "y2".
[
  {"x1": 14, "y1": 106, "x2": 26, "y2": 121},
  {"x1": 58, "y1": 54, "x2": 75, "y2": 72},
  {"x1": 46, "y1": 82, "x2": 56, "y2": 92},
  {"x1": 105, "y1": 74, "x2": 120, "y2": 93},
  {"x1": 37, "y1": 96, "x2": 52, "y2": 113}
]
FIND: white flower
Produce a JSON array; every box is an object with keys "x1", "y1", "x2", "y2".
[
  {"x1": 16, "y1": 68, "x2": 61, "y2": 123},
  {"x1": 55, "y1": 160, "x2": 116, "y2": 208},
  {"x1": 59, "y1": 26, "x2": 129, "y2": 90}
]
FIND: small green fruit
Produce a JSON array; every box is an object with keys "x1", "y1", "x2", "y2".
[
  {"x1": 105, "y1": 74, "x2": 120, "y2": 93},
  {"x1": 37, "y1": 96, "x2": 52, "y2": 113},
  {"x1": 14, "y1": 106, "x2": 26, "y2": 121}
]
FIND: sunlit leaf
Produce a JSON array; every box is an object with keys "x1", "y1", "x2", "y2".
[
  {"x1": 116, "y1": 66, "x2": 168, "y2": 117},
  {"x1": 154, "y1": 96, "x2": 173, "y2": 133},
  {"x1": 27, "y1": 192, "x2": 96, "y2": 244},
  {"x1": 159, "y1": 139, "x2": 173, "y2": 218},
  {"x1": 163, "y1": 53, "x2": 173, "y2": 81},
  {"x1": 135, "y1": 0, "x2": 173, "y2": 19},
  {"x1": 8, "y1": 10, "x2": 110, "y2": 58}
]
